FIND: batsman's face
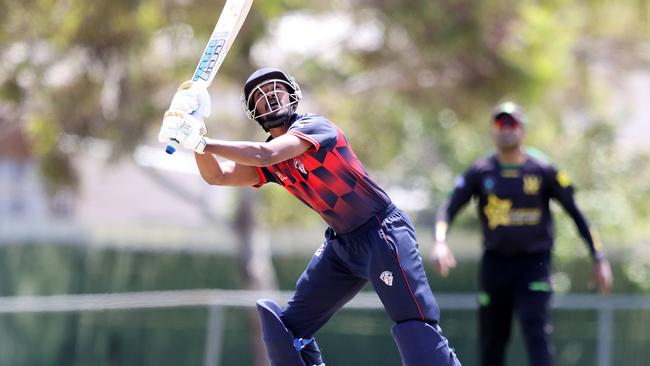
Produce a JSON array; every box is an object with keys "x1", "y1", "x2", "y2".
[{"x1": 252, "y1": 81, "x2": 291, "y2": 119}]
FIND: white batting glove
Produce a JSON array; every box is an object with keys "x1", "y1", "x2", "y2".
[
  {"x1": 160, "y1": 80, "x2": 211, "y2": 153},
  {"x1": 169, "y1": 80, "x2": 211, "y2": 118},
  {"x1": 158, "y1": 111, "x2": 207, "y2": 154}
]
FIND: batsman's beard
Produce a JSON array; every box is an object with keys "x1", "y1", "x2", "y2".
[{"x1": 259, "y1": 108, "x2": 292, "y2": 130}]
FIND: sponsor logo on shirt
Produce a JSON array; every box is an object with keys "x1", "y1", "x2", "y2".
[
  {"x1": 484, "y1": 194, "x2": 512, "y2": 229},
  {"x1": 483, "y1": 194, "x2": 542, "y2": 229},
  {"x1": 274, "y1": 171, "x2": 289, "y2": 183}
]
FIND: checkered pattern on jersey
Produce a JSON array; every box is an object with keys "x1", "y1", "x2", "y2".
[{"x1": 256, "y1": 122, "x2": 390, "y2": 234}]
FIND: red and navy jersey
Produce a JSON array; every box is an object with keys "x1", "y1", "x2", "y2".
[
  {"x1": 438, "y1": 148, "x2": 603, "y2": 258},
  {"x1": 254, "y1": 113, "x2": 391, "y2": 234}
]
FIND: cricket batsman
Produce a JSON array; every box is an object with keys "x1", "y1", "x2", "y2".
[{"x1": 158, "y1": 68, "x2": 462, "y2": 366}]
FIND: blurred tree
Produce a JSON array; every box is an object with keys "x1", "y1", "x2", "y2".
[
  {"x1": 289, "y1": 0, "x2": 650, "y2": 253},
  {"x1": 0, "y1": 1, "x2": 293, "y2": 365},
  {"x1": 3, "y1": 0, "x2": 646, "y2": 251},
  {"x1": 1, "y1": 0, "x2": 650, "y2": 364}
]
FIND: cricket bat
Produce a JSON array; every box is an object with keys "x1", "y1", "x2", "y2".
[{"x1": 166, "y1": 0, "x2": 254, "y2": 154}]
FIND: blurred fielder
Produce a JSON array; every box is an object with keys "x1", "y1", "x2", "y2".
[
  {"x1": 158, "y1": 68, "x2": 462, "y2": 366},
  {"x1": 431, "y1": 101, "x2": 613, "y2": 366}
]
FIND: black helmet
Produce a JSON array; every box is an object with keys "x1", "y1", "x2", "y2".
[
  {"x1": 491, "y1": 101, "x2": 526, "y2": 126},
  {"x1": 241, "y1": 67, "x2": 302, "y2": 131}
]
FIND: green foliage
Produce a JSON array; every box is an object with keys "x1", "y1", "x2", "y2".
[
  {"x1": 2, "y1": 0, "x2": 648, "y2": 249},
  {"x1": 3, "y1": 2, "x2": 649, "y2": 365},
  {"x1": 24, "y1": 114, "x2": 78, "y2": 193}
]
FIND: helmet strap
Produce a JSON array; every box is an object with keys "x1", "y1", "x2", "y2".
[{"x1": 257, "y1": 109, "x2": 293, "y2": 132}]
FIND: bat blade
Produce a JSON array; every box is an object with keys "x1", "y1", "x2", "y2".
[
  {"x1": 166, "y1": 0, "x2": 254, "y2": 154},
  {"x1": 191, "y1": 0, "x2": 254, "y2": 90}
]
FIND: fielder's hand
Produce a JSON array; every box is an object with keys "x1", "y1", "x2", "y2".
[
  {"x1": 431, "y1": 241, "x2": 457, "y2": 277},
  {"x1": 590, "y1": 258, "x2": 613, "y2": 295}
]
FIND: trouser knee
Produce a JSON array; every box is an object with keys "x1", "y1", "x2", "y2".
[
  {"x1": 391, "y1": 320, "x2": 461, "y2": 366},
  {"x1": 256, "y1": 299, "x2": 325, "y2": 366}
]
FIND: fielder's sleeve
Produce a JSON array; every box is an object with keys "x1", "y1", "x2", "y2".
[
  {"x1": 286, "y1": 114, "x2": 338, "y2": 152},
  {"x1": 546, "y1": 165, "x2": 604, "y2": 260},
  {"x1": 437, "y1": 164, "x2": 480, "y2": 225}
]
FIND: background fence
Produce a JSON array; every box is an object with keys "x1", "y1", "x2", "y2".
[{"x1": 1, "y1": 290, "x2": 648, "y2": 366}]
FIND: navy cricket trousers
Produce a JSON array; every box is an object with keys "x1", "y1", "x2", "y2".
[{"x1": 280, "y1": 204, "x2": 441, "y2": 338}]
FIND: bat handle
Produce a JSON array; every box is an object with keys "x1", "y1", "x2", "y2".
[{"x1": 165, "y1": 139, "x2": 179, "y2": 155}]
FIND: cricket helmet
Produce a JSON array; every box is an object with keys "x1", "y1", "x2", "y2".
[
  {"x1": 491, "y1": 101, "x2": 526, "y2": 127},
  {"x1": 241, "y1": 67, "x2": 302, "y2": 131}
]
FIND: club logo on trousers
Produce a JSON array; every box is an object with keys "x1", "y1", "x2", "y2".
[{"x1": 380, "y1": 271, "x2": 394, "y2": 286}]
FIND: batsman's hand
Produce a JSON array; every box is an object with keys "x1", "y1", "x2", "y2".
[
  {"x1": 160, "y1": 80, "x2": 211, "y2": 154},
  {"x1": 169, "y1": 80, "x2": 211, "y2": 118},
  {"x1": 158, "y1": 111, "x2": 207, "y2": 154},
  {"x1": 431, "y1": 241, "x2": 456, "y2": 277}
]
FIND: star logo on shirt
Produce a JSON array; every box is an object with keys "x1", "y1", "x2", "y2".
[{"x1": 483, "y1": 194, "x2": 512, "y2": 229}]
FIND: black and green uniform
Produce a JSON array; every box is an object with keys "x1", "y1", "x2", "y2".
[{"x1": 438, "y1": 148, "x2": 603, "y2": 366}]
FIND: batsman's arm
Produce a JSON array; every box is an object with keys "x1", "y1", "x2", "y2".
[
  {"x1": 195, "y1": 134, "x2": 311, "y2": 186},
  {"x1": 195, "y1": 152, "x2": 260, "y2": 186},
  {"x1": 202, "y1": 134, "x2": 312, "y2": 167}
]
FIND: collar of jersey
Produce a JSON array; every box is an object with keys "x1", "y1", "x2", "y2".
[{"x1": 265, "y1": 113, "x2": 302, "y2": 142}]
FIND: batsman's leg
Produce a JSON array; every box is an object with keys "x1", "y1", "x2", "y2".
[
  {"x1": 391, "y1": 320, "x2": 461, "y2": 366},
  {"x1": 257, "y1": 299, "x2": 323, "y2": 366},
  {"x1": 369, "y1": 209, "x2": 460, "y2": 365},
  {"x1": 257, "y1": 233, "x2": 367, "y2": 366}
]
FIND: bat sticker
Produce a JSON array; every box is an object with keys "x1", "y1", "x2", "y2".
[{"x1": 193, "y1": 34, "x2": 228, "y2": 82}]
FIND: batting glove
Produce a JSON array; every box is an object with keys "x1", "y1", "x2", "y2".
[
  {"x1": 158, "y1": 111, "x2": 207, "y2": 154},
  {"x1": 160, "y1": 80, "x2": 211, "y2": 153},
  {"x1": 169, "y1": 80, "x2": 211, "y2": 118}
]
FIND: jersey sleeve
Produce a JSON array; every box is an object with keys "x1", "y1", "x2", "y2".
[
  {"x1": 252, "y1": 166, "x2": 279, "y2": 188},
  {"x1": 546, "y1": 164, "x2": 604, "y2": 260},
  {"x1": 437, "y1": 164, "x2": 480, "y2": 225},
  {"x1": 287, "y1": 114, "x2": 338, "y2": 152}
]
